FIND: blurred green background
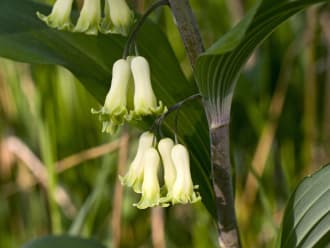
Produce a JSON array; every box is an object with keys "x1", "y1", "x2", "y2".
[{"x1": 0, "y1": 0, "x2": 329, "y2": 247}]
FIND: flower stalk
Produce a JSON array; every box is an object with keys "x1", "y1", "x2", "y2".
[{"x1": 122, "y1": 0, "x2": 169, "y2": 58}]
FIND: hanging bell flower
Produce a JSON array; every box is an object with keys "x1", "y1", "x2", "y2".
[
  {"x1": 129, "y1": 56, "x2": 166, "y2": 119},
  {"x1": 37, "y1": 0, "x2": 74, "y2": 31},
  {"x1": 120, "y1": 131, "x2": 154, "y2": 193},
  {"x1": 92, "y1": 59, "x2": 131, "y2": 134},
  {"x1": 133, "y1": 148, "x2": 162, "y2": 209},
  {"x1": 101, "y1": 0, "x2": 134, "y2": 36},
  {"x1": 73, "y1": 0, "x2": 102, "y2": 35},
  {"x1": 158, "y1": 138, "x2": 176, "y2": 196},
  {"x1": 166, "y1": 144, "x2": 201, "y2": 204}
]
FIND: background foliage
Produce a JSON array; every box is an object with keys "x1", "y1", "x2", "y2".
[{"x1": 0, "y1": 0, "x2": 329, "y2": 247}]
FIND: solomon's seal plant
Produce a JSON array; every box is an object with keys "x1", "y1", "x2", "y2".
[{"x1": 0, "y1": 0, "x2": 328, "y2": 247}]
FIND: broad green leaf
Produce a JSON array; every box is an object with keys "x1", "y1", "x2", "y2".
[
  {"x1": 0, "y1": 0, "x2": 215, "y2": 216},
  {"x1": 280, "y1": 164, "x2": 330, "y2": 248},
  {"x1": 205, "y1": 0, "x2": 261, "y2": 55},
  {"x1": 195, "y1": 0, "x2": 329, "y2": 128},
  {"x1": 23, "y1": 235, "x2": 106, "y2": 248}
]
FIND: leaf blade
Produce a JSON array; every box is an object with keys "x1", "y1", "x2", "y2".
[
  {"x1": 195, "y1": 0, "x2": 329, "y2": 128},
  {"x1": 280, "y1": 164, "x2": 330, "y2": 248}
]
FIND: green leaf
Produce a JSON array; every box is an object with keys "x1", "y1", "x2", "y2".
[
  {"x1": 0, "y1": 0, "x2": 215, "y2": 216},
  {"x1": 280, "y1": 164, "x2": 330, "y2": 248},
  {"x1": 195, "y1": 0, "x2": 329, "y2": 128},
  {"x1": 23, "y1": 235, "x2": 106, "y2": 248}
]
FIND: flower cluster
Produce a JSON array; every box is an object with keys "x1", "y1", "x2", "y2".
[
  {"x1": 120, "y1": 132, "x2": 201, "y2": 209},
  {"x1": 92, "y1": 56, "x2": 166, "y2": 134},
  {"x1": 37, "y1": 0, "x2": 134, "y2": 36}
]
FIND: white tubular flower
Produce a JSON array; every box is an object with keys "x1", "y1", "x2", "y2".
[
  {"x1": 37, "y1": 0, "x2": 73, "y2": 31},
  {"x1": 101, "y1": 0, "x2": 134, "y2": 36},
  {"x1": 73, "y1": 0, "x2": 101, "y2": 35},
  {"x1": 168, "y1": 144, "x2": 201, "y2": 204},
  {"x1": 92, "y1": 59, "x2": 131, "y2": 134},
  {"x1": 133, "y1": 148, "x2": 162, "y2": 209},
  {"x1": 120, "y1": 132, "x2": 154, "y2": 193},
  {"x1": 158, "y1": 138, "x2": 176, "y2": 195},
  {"x1": 130, "y1": 56, "x2": 166, "y2": 119}
]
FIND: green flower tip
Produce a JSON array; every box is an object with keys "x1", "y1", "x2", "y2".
[
  {"x1": 120, "y1": 131, "x2": 155, "y2": 193},
  {"x1": 37, "y1": 0, "x2": 74, "y2": 31},
  {"x1": 161, "y1": 144, "x2": 201, "y2": 205},
  {"x1": 93, "y1": 56, "x2": 167, "y2": 134},
  {"x1": 129, "y1": 56, "x2": 167, "y2": 120},
  {"x1": 92, "y1": 59, "x2": 130, "y2": 134},
  {"x1": 133, "y1": 148, "x2": 162, "y2": 209}
]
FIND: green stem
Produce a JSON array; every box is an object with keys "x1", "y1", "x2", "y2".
[
  {"x1": 152, "y1": 93, "x2": 201, "y2": 137},
  {"x1": 122, "y1": 0, "x2": 169, "y2": 58}
]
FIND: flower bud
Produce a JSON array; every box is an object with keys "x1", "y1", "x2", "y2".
[
  {"x1": 101, "y1": 0, "x2": 134, "y2": 36},
  {"x1": 130, "y1": 56, "x2": 166, "y2": 118},
  {"x1": 92, "y1": 59, "x2": 131, "y2": 134},
  {"x1": 37, "y1": 0, "x2": 74, "y2": 30},
  {"x1": 168, "y1": 144, "x2": 201, "y2": 204},
  {"x1": 158, "y1": 138, "x2": 176, "y2": 195},
  {"x1": 74, "y1": 0, "x2": 101, "y2": 35},
  {"x1": 120, "y1": 132, "x2": 154, "y2": 193},
  {"x1": 133, "y1": 148, "x2": 161, "y2": 209}
]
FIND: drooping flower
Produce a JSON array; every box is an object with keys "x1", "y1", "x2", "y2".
[
  {"x1": 129, "y1": 56, "x2": 166, "y2": 119},
  {"x1": 92, "y1": 59, "x2": 131, "y2": 134},
  {"x1": 101, "y1": 0, "x2": 134, "y2": 36},
  {"x1": 158, "y1": 138, "x2": 176, "y2": 195},
  {"x1": 37, "y1": 0, "x2": 74, "y2": 31},
  {"x1": 133, "y1": 148, "x2": 162, "y2": 209},
  {"x1": 73, "y1": 0, "x2": 101, "y2": 35},
  {"x1": 166, "y1": 144, "x2": 201, "y2": 204},
  {"x1": 120, "y1": 132, "x2": 154, "y2": 193}
]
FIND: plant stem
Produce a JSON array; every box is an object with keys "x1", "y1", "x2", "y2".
[
  {"x1": 211, "y1": 124, "x2": 241, "y2": 248},
  {"x1": 167, "y1": 0, "x2": 204, "y2": 68},
  {"x1": 151, "y1": 93, "x2": 201, "y2": 136},
  {"x1": 123, "y1": 0, "x2": 169, "y2": 58},
  {"x1": 167, "y1": 1, "x2": 241, "y2": 247}
]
